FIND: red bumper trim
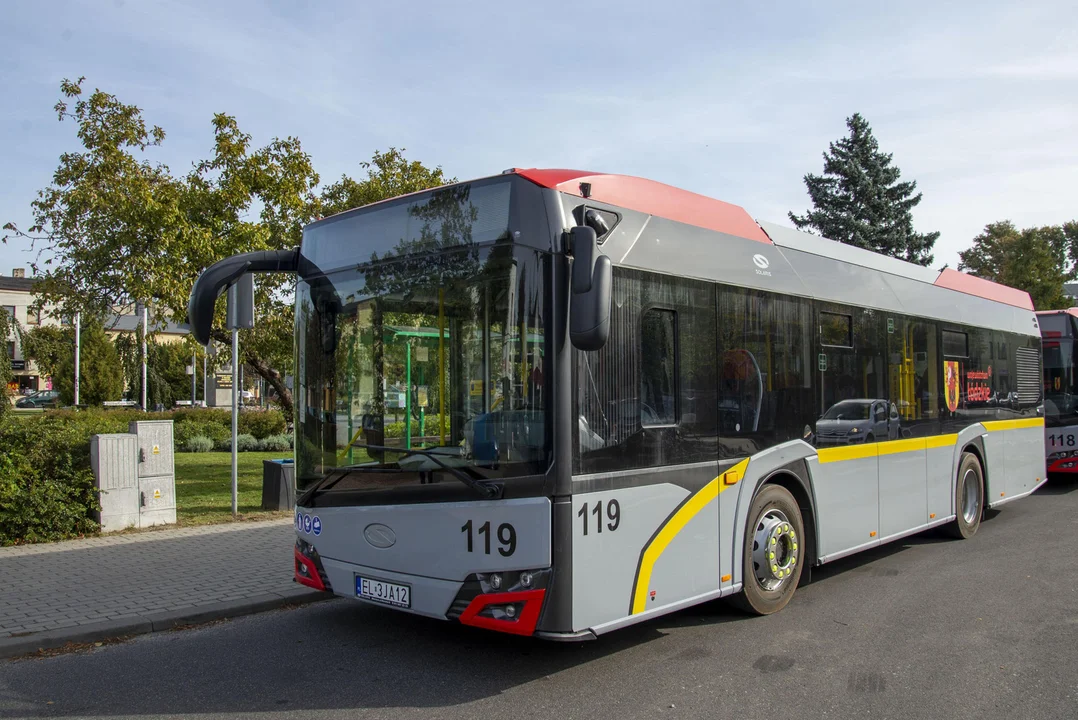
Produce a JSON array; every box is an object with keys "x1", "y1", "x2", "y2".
[
  {"x1": 458, "y1": 589, "x2": 546, "y2": 636},
  {"x1": 1048, "y1": 459, "x2": 1078, "y2": 474},
  {"x1": 294, "y1": 547, "x2": 326, "y2": 591}
]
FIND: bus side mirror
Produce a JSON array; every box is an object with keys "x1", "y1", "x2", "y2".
[{"x1": 568, "y1": 226, "x2": 611, "y2": 351}]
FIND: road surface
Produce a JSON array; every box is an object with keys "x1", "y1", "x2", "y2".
[{"x1": 1, "y1": 478, "x2": 1076, "y2": 720}]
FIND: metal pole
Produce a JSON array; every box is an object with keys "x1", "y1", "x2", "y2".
[
  {"x1": 191, "y1": 351, "x2": 196, "y2": 405},
  {"x1": 73, "y1": 312, "x2": 81, "y2": 406},
  {"x1": 141, "y1": 304, "x2": 148, "y2": 411},
  {"x1": 203, "y1": 351, "x2": 208, "y2": 406},
  {"x1": 231, "y1": 328, "x2": 239, "y2": 518}
]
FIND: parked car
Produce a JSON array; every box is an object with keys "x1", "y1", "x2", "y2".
[
  {"x1": 15, "y1": 390, "x2": 60, "y2": 409},
  {"x1": 814, "y1": 399, "x2": 900, "y2": 445}
]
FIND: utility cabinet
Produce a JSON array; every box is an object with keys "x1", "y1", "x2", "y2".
[
  {"x1": 89, "y1": 421, "x2": 177, "y2": 532},
  {"x1": 90, "y1": 434, "x2": 140, "y2": 532},
  {"x1": 129, "y1": 420, "x2": 177, "y2": 527}
]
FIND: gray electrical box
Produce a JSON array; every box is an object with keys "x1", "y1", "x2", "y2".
[
  {"x1": 226, "y1": 273, "x2": 255, "y2": 329},
  {"x1": 128, "y1": 420, "x2": 177, "y2": 527},
  {"x1": 90, "y1": 434, "x2": 140, "y2": 532}
]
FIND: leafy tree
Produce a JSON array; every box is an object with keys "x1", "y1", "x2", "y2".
[
  {"x1": 789, "y1": 113, "x2": 939, "y2": 266},
  {"x1": 320, "y1": 148, "x2": 450, "y2": 218},
  {"x1": 3, "y1": 81, "x2": 452, "y2": 421},
  {"x1": 52, "y1": 319, "x2": 123, "y2": 405},
  {"x1": 114, "y1": 333, "x2": 200, "y2": 409},
  {"x1": 958, "y1": 221, "x2": 1078, "y2": 310},
  {"x1": 0, "y1": 310, "x2": 14, "y2": 415},
  {"x1": 20, "y1": 324, "x2": 72, "y2": 380},
  {"x1": 2, "y1": 78, "x2": 319, "y2": 418}
]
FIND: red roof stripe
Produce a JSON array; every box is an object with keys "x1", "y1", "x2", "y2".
[
  {"x1": 1035, "y1": 308, "x2": 1078, "y2": 319},
  {"x1": 515, "y1": 168, "x2": 771, "y2": 244},
  {"x1": 934, "y1": 268, "x2": 1034, "y2": 311}
]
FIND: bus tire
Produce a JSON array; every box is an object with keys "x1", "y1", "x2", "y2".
[
  {"x1": 946, "y1": 452, "x2": 983, "y2": 539},
  {"x1": 731, "y1": 484, "x2": 805, "y2": 615}
]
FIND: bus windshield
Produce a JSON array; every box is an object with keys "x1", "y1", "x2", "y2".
[
  {"x1": 1042, "y1": 313, "x2": 1078, "y2": 426},
  {"x1": 295, "y1": 241, "x2": 551, "y2": 500}
]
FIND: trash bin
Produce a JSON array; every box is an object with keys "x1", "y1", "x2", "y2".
[{"x1": 262, "y1": 459, "x2": 295, "y2": 510}]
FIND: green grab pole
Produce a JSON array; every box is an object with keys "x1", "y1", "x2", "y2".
[{"x1": 405, "y1": 342, "x2": 412, "y2": 450}]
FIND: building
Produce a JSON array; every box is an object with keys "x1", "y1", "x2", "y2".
[
  {"x1": 1, "y1": 269, "x2": 55, "y2": 394},
  {"x1": 2, "y1": 268, "x2": 189, "y2": 396}
]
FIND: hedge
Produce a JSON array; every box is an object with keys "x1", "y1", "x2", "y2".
[
  {"x1": 0, "y1": 406, "x2": 295, "y2": 544},
  {"x1": 0, "y1": 413, "x2": 103, "y2": 545}
]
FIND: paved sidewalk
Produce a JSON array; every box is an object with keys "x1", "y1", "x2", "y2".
[{"x1": 0, "y1": 519, "x2": 328, "y2": 658}]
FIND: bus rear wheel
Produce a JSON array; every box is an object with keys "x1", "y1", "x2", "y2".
[
  {"x1": 946, "y1": 452, "x2": 983, "y2": 539},
  {"x1": 731, "y1": 484, "x2": 805, "y2": 615}
]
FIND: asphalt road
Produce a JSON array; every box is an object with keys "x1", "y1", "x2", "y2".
[{"x1": 2, "y1": 478, "x2": 1077, "y2": 720}]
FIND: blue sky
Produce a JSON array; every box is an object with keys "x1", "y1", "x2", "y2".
[{"x1": 2, "y1": 0, "x2": 1075, "y2": 276}]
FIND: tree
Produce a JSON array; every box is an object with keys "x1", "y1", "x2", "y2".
[
  {"x1": 4, "y1": 81, "x2": 453, "y2": 420},
  {"x1": 789, "y1": 113, "x2": 939, "y2": 266},
  {"x1": 320, "y1": 148, "x2": 450, "y2": 219},
  {"x1": 3, "y1": 78, "x2": 320, "y2": 418},
  {"x1": 958, "y1": 221, "x2": 1078, "y2": 310},
  {"x1": 52, "y1": 319, "x2": 123, "y2": 405},
  {"x1": 0, "y1": 310, "x2": 14, "y2": 416},
  {"x1": 20, "y1": 324, "x2": 71, "y2": 381},
  {"x1": 114, "y1": 333, "x2": 199, "y2": 409}
]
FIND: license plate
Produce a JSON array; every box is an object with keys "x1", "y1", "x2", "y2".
[{"x1": 355, "y1": 576, "x2": 411, "y2": 608}]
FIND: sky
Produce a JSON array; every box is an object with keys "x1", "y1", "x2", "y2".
[{"x1": 1, "y1": 0, "x2": 1076, "y2": 277}]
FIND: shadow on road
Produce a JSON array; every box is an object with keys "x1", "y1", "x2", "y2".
[
  {"x1": 0, "y1": 596, "x2": 753, "y2": 718},
  {"x1": 0, "y1": 496, "x2": 1052, "y2": 718},
  {"x1": 1038, "y1": 474, "x2": 1078, "y2": 495}
]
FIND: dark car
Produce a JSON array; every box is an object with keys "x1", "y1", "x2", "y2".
[{"x1": 15, "y1": 390, "x2": 60, "y2": 409}]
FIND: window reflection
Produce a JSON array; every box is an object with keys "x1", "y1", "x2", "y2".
[
  {"x1": 573, "y1": 269, "x2": 716, "y2": 474},
  {"x1": 294, "y1": 180, "x2": 550, "y2": 494},
  {"x1": 718, "y1": 289, "x2": 812, "y2": 456}
]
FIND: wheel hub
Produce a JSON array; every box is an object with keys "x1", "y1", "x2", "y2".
[{"x1": 752, "y1": 510, "x2": 799, "y2": 591}]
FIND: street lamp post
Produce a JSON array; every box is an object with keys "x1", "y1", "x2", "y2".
[{"x1": 73, "y1": 312, "x2": 81, "y2": 406}]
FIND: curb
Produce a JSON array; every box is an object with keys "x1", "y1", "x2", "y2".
[{"x1": 0, "y1": 587, "x2": 330, "y2": 660}]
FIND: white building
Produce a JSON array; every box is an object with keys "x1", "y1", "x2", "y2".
[
  {"x1": 1, "y1": 269, "x2": 59, "y2": 394},
  {"x1": 2, "y1": 268, "x2": 190, "y2": 397}
]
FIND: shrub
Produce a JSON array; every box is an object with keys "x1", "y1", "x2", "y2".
[
  {"x1": 218, "y1": 433, "x2": 260, "y2": 452},
  {"x1": 183, "y1": 435, "x2": 214, "y2": 453},
  {"x1": 175, "y1": 420, "x2": 229, "y2": 447},
  {"x1": 260, "y1": 434, "x2": 291, "y2": 452},
  {"x1": 0, "y1": 413, "x2": 101, "y2": 545},
  {"x1": 238, "y1": 410, "x2": 286, "y2": 439}
]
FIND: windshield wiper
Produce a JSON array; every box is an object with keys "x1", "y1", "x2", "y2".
[{"x1": 348, "y1": 443, "x2": 501, "y2": 499}]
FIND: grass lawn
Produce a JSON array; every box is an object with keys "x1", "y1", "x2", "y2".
[{"x1": 174, "y1": 451, "x2": 294, "y2": 526}]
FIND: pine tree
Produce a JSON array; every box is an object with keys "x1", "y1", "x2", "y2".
[
  {"x1": 789, "y1": 113, "x2": 939, "y2": 266},
  {"x1": 53, "y1": 319, "x2": 124, "y2": 406}
]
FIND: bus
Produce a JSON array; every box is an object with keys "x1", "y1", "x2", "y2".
[
  {"x1": 1038, "y1": 308, "x2": 1078, "y2": 474},
  {"x1": 188, "y1": 169, "x2": 1046, "y2": 640}
]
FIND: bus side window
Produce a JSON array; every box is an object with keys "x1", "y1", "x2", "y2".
[{"x1": 640, "y1": 308, "x2": 677, "y2": 426}]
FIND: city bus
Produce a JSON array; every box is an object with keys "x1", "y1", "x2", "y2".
[
  {"x1": 1038, "y1": 308, "x2": 1078, "y2": 474},
  {"x1": 188, "y1": 168, "x2": 1046, "y2": 640}
]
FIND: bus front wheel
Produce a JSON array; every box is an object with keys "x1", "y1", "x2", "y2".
[
  {"x1": 731, "y1": 484, "x2": 805, "y2": 615},
  {"x1": 946, "y1": 452, "x2": 983, "y2": 539}
]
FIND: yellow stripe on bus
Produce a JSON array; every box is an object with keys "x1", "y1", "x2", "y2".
[
  {"x1": 876, "y1": 437, "x2": 926, "y2": 456},
  {"x1": 817, "y1": 420, "x2": 1039, "y2": 464},
  {"x1": 983, "y1": 418, "x2": 1044, "y2": 432},
  {"x1": 630, "y1": 458, "x2": 748, "y2": 615},
  {"x1": 926, "y1": 434, "x2": 958, "y2": 449},
  {"x1": 816, "y1": 444, "x2": 878, "y2": 463}
]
